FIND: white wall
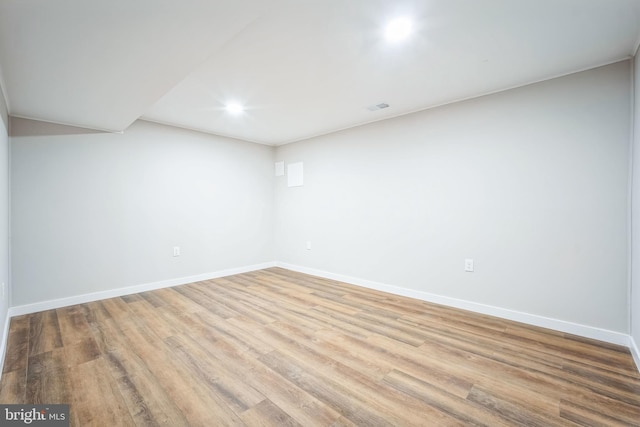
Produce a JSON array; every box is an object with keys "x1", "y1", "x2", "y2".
[
  {"x1": 0, "y1": 86, "x2": 7, "y2": 131},
  {"x1": 11, "y1": 119, "x2": 274, "y2": 306},
  {"x1": 275, "y1": 61, "x2": 631, "y2": 334},
  {"x1": 631, "y1": 51, "x2": 640, "y2": 364},
  {"x1": 0, "y1": 85, "x2": 9, "y2": 357},
  {"x1": 5, "y1": 60, "x2": 636, "y2": 354}
]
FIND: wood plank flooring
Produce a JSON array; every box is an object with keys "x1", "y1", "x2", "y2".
[{"x1": 1, "y1": 267, "x2": 639, "y2": 426}]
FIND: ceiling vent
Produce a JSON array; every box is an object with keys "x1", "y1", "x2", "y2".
[{"x1": 367, "y1": 103, "x2": 389, "y2": 111}]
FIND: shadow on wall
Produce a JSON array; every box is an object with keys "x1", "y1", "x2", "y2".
[{"x1": 10, "y1": 117, "x2": 108, "y2": 137}]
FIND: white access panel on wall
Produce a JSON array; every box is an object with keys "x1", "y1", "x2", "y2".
[{"x1": 275, "y1": 161, "x2": 285, "y2": 176}]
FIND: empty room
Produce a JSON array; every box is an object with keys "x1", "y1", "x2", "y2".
[{"x1": 0, "y1": 0, "x2": 640, "y2": 425}]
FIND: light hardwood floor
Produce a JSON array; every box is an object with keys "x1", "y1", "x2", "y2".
[{"x1": 1, "y1": 267, "x2": 639, "y2": 426}]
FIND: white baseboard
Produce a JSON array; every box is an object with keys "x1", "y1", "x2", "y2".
[
  {"x1": 8, "y1": 262, "x2": 276, "y2": 317},
  {"x1": 0, "y1": 307, "x2": 10, "y2": 377},
  {"x1": 630, "y1": 335, "x2": 640, "y2": 373},
  {"x1": 0, "y1": 262, "x2": 273, "y2": 383},
  {"x1": 2, "y1": 260, "x2": 638, "y2": 375},
  {"x1": 276, "y1": 262, "x2": 632, "y2": 348}
]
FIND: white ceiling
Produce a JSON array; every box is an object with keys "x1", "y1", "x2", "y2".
[{"x1": 1, "y1": 0, "x2": 639, "y2": 145}]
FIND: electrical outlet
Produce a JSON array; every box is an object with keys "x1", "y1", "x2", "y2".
[
  {"x1": 173, "y1": 246, "x2": 181, "y2": 257},
  {"x1": 306, "y1": 241, "x2": 312, "y2": 250},
  {"x1": 464, "y1": 259, "x2": 474, "y2": 272}
]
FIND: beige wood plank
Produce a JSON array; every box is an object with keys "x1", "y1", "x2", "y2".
[
  {"x1": 242, "y1": 358, "x2": 342, "y2": 426},
  {"x1": 26, "y1": 348, "x2": 71, "y2": 405},
  {"x1": 329, "y1": 416, "x2": 360, "y2": 427},
  {"x1": 275, "y1": 322, "x2": 389, "y2": 382},
  {"x1": 164, "y1": 335, "x2": 265, "y2": 414},
  {"x1": 174, "y1": 283, "x2": 240, "y2": 318},
  {"x1": 315, "y1": 329, "x2": 474, "y2": 399},
  {"x1": 240, "y1": 399, "x2": 302, "y2": 427},
  {"x1": 68, "y1": 357, "x2": 135, "y2": 427},
  {"x1": 559, "y1": 398, "x2": 637, "y2": 426},
  {"x1": 62, "y1": 338, "x2": 100, "y2": 367},
  {"x1": 2, "y1": 316, "x2": 29, "y2": 373},
  {"x1": 28, "y1": 310, "x2": 63, "y2": 356},
  {"x1": 467, "y1": 386, "x2": 565, "y2": 427},
  {"x1": 259, "y1": 330, "x2": 465, "y2": 426},
  {"x1": 56, "y1": 306, "x2": 92, "y2": 347},
  {"x1": 259, "y1": 350, "x2": 399, "y2": 427},
  {"x1": 99, "y1": 297, "x2": 133, "y2": 320},
  {"x1": 382, "y1": 369, "x2": 513, "y2": 427},
  {"x1": 0, "y1": 370, "x2": 26, "y2": 403},
  {"x1": 126, "y1": 299, "x2": 180, "y2": 340},
  {"x1": 96, "y1": 318, "x2": 192, "y2": 426},
  {"x1": 120, "y1": 321, "x2": 245, "y2": 426}
]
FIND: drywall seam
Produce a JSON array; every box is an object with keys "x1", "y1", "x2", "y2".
[
  {"x1": 275, "y1": 262, "x2": 632, "y2": 348},
  {"x1": 7, "y1": 262, "x2": 275, "y2": 317}
]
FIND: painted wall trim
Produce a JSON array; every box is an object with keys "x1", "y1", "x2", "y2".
[
  {"x1": 0, "y1": 309, "x2": 10, "y2": 377},
  {"x1": 275, "y1": 262, "x2": 633, "y2": 348},
  {"x1": 8, "y1": 262, "x2": 275, "y2": 317},
  {"x1": 631, "y1": 336, "x2": 640, "y2": 373},
  {"x1": 1, "y1": 261, "x2": 637, "y2": 376}
]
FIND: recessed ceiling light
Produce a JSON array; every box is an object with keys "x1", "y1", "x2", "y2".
[
  {"x1": 385, "y1": 17, "x2": 413, "y2": 42},
  {"x1": 225, "y1": 103, "x2": 244, "y2": 115}
]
